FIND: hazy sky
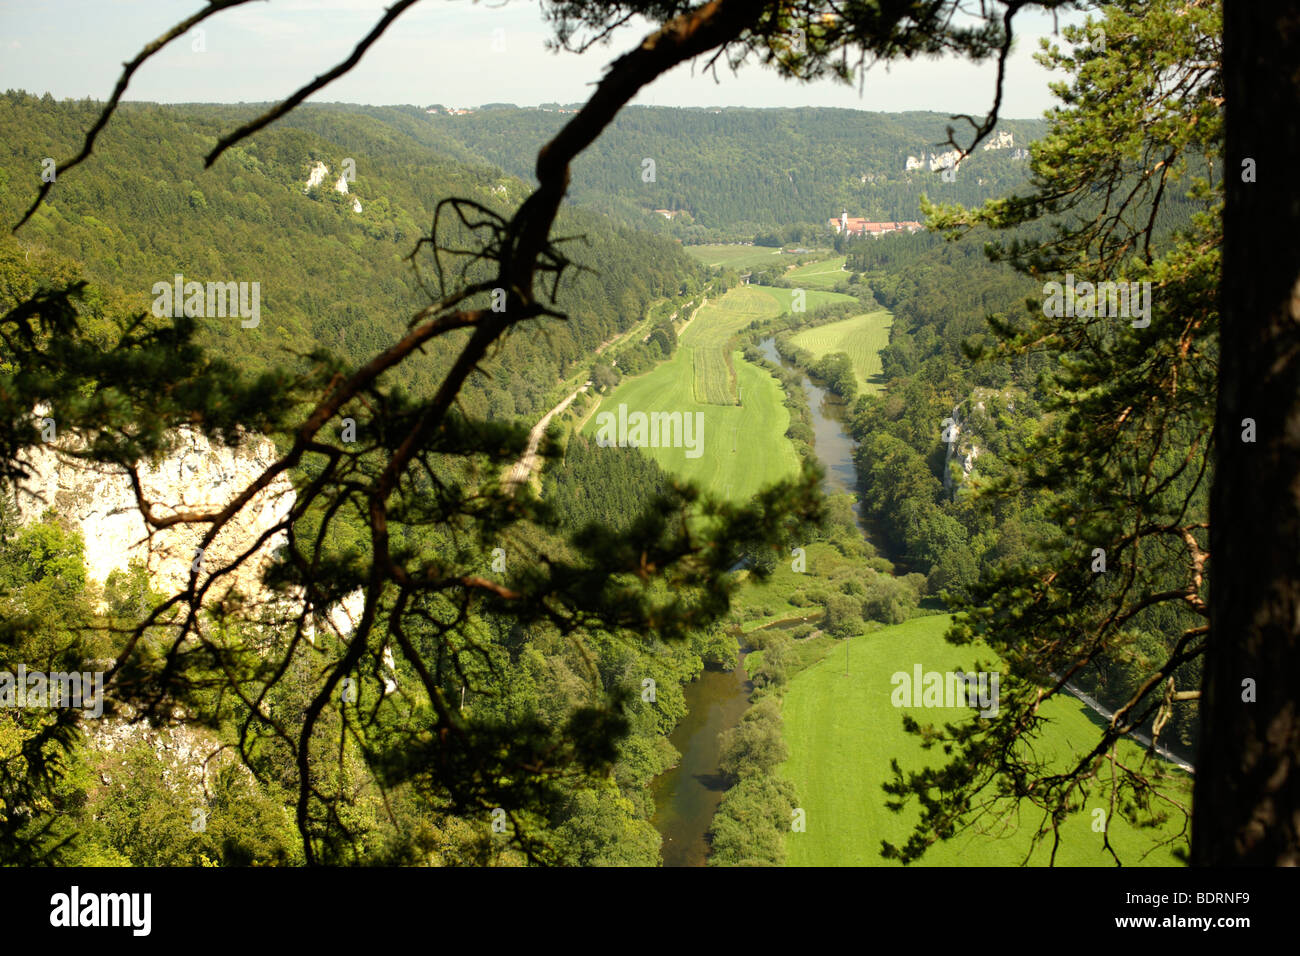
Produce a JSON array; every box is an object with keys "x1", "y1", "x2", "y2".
[{"x1": 1, "y1": 1, "x2": 1080, "y2": 118}]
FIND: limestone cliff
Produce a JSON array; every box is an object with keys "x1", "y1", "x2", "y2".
[{"x1": 10, "y1": 427, "x2": 295, "y2": 604}]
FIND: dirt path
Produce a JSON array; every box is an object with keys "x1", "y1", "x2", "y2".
[
  {"x1": 502, "y1": 385, "x2": 587, "y2": 493},
  {"x1": 504, "y1": 293, "x2": 712, "y2": 493},
  {"x1": 675, "y1": 297, "x2": 708, "y2": 338}
]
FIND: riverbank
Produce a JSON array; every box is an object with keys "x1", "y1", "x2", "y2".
[{"x1": 650, "y1": 648, "x2": 753, "y2": 867}]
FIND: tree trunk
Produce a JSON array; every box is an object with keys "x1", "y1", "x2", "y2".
[{"x1": 1194, "y1": 0, "x2": 1300, "y2": 865}]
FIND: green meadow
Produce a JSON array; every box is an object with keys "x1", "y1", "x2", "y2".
[
  {"x1": 582, "y1": 287, "x2": 800, "y2": 503},
  {"x1": 789, "y1": 310, "x2": 894, "y2": 394},
  {"x1": 684, "y1": 244, "x2": 824, "y2": 271},
  {"x1": 779, "y1": 615, "x2": 1191, "y2": 867},
  {"x1": 753, "y1": 286, "x2": 857, "y2": 315},
  {"x1": 681, "y1": 285, "x2": 785, "y2": 347},
  {"x1": 785, "y1": 256, "x2": 849, "y2": 289},
  {"x1": 681, "y1": 286, "x2": 780, "y2": 404}
]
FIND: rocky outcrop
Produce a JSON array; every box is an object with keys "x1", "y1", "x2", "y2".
[
  {"x1": 981, "y1": 130, "x2": 1015, "y2": 151},
  {"x1": 11, "y1": 424, "x2": 387, "y2": 690},
  {"x1": 305, "y1": 160, "x2": 329, "y2": 191},
  {"x1": 11, "y1": 427, "x2": 294, "y2": 603},
  {"x1": 305, "y1": 160, "x2": 362, "y2": 213}
]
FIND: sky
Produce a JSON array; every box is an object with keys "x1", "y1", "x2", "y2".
[{"x1": 0, "y1": 0, "x2": 1081, "y2": 119}]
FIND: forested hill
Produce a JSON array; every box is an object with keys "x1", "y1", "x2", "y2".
[
  {"x1": 420, "y1": 105, "x2": 1047, "y2": 238},
  {"x1": 0, "y1": 92, "x2": 703, "y2": 421}
]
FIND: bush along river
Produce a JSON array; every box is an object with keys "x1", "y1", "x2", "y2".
[{"x1": 649, "y1": 336, "x2": 868, "y2": 866}]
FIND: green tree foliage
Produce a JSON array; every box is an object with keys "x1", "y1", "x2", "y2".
[
  {"x1": 706, "y1": 774, "x2": 799, "y2": 866},
  {"x1": 544, "y1": 434, "x2": 672, "y2": 535},
  {"x1": 0, "y1": 93, "x2": 702, "y2": 422},
  {"x1": 718, "y1": 698, "x2": 788, "y2": 780},
  {"x1": 709, "y1": 695, "x2": 799, "y2": 866},
  {"x1": 881, "y1": 0, "x2": 1221, "y2": 863},
  {"x1": 808, "y1": 351, "x2": 858, "y2": 402},
  {"x1": 430, "y1": 105, "x2": 1047, "y2": 239}
]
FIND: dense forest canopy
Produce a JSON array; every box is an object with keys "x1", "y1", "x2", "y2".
[
  {"x1": 0, "y1": 93, "x2": 705, "y2": 423},
  {"x1": 420, "y1": 105, "x2": 1046, "y2": 237}
]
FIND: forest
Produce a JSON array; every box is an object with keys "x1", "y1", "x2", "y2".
[
  {"x1": 2, "y1": 0, "x2": 1295, "y2": 881},
  {"x1": 424, "y1": 105, "x2": 1045, "y2": 240}
]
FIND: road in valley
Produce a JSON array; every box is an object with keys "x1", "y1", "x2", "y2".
[{"x1": 501, "y1": 384, "x2": 587, "y2": 493}]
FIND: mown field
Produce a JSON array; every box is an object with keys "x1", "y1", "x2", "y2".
[
  {"x1": 789, "y1": 310, "x2": 894, "y2": 393},
  {"x1": 682, "y1": 286, "x2": 787, "y2": 405},
  {"x1": 581, "y1": 287, "x2": 801, "y2": 503},
  {"x1": 778, "y1": 615, "x2": 1192, "y2": 866},
  {"x1": 785, "y1": 256, "x2": 848, "y2": 289},
  {"x1": 684, "y1": 244, "x2": 825, "y2": 271},
  {"x1": 753, "y1": 286, "x2": 858, "y2": 316}
]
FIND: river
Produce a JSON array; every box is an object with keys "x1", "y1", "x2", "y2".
[
  {"x1": 649, "y1": 336, "x2": 866, "y2": 866},
  {"x1": 650, "y1": 653, "x2": 753, "y2": 867},
  {"x1": 755, "y1": 336, "x2": 865, "y2": 521}
]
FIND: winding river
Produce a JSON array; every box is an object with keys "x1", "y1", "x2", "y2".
[
  {"x1": 649, "y1": 337, "x2": 865, "y2": 866},
  {"x1": 756, "y1": 337, "x2": 866, "y2": 525}
]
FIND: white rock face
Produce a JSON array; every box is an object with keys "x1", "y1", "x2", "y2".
[
  {"x1": 305, "y1": 160, "x2": 329, "y2": 191},
  {"x1": 381, "y1": 645, "x2": 398, "y2": 694},
  {"x1": 12, "y1": 427, "x2": 378, "y2": 792},
  {"x1": 929, "y1": 148, "x2": 963, "y2": 172},
  {"x1": 981, "y1": 130, "x2": 1015, "y2": 151},
  {"x1": 11, "y1": 427, "x2": 295, "y2": 603},
  {"x1": 906, "y1": 149, "x2": 965, "y2": 174},
  {"x1": 326, "y1": 588, "x2": 366, "y2": 636},
  {"x1": 94, "y1": 709, "x2": 237, "y2": 796},
  {"x1": 304, "y1": 162, "x2": 361, "y2": 212}
]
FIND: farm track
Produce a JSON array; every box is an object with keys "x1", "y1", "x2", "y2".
[{"x1": 501, "y1": 385, "x2": 586, "y2": 493}]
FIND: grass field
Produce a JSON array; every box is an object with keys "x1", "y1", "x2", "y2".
[
  {"x1": 692, "y1": 348, "x2": 735, "y2": 405},
  {"x1": 785, "y1": 256, "x2": 849, "y2": 289},
  {"x1": 753, "y1": 286, "x2": 858, "y2": 316},
  {"x1": 789, "y1": 310, "x2": 894, "y2": 394},
  {"x1": 682, "y1": 286, "x2": 786, "y2": 404},
  {"x1": 581, "y1": 286, "x2": 801, "y2": 503},
  {"x1": 685, "y1": 244, "x2": 826, "y2": 271},
  {"x1": 778, "y1": 615, "x2": 1191, "y2": 866}
]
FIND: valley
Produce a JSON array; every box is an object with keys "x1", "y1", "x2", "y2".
[
  {"x1": 0, "y1": 89, "x2": 1209, "y2": 871},
  {"x1": 14, "y1": 0, "x2": 1295, "y2": 942},
  {"x1": 556, "y1": 248, "x2": 1193, "y2": 867}
]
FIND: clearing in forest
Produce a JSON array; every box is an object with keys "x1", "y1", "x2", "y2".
[
  {"x1": 753, "y1": 286, "x2": 857, "y2": 316},
  {"x1": 684, "y1": 244, "x2": 823, "y2": 271},
  {"x1": 580, "y1": 286, "x2": 799, "y2": 503},
  {"x1": 682, "y1": 286, "x2": 784, "y2": 405}
]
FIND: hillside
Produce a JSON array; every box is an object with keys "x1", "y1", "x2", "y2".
[
  {"x1": 422, "y1": 106, "x2": 1047, "y2": 238},
  {"x1": 0, "y1": 93, "x2": 703, "y2": 421}
]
